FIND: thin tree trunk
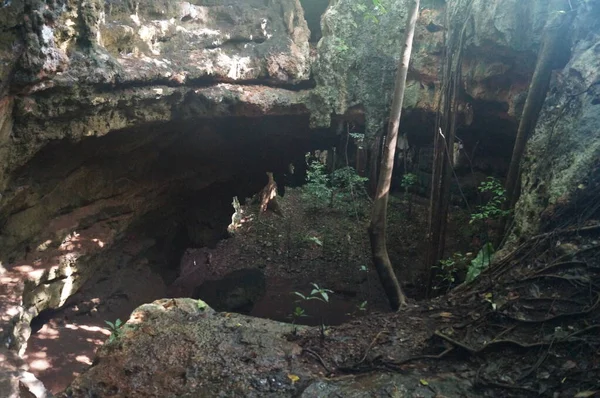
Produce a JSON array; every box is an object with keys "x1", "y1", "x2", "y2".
[
  {"x1": 369, "y1": 135, "x2": 382, "y2": 196},
  {"x1": 425, "y1": 1, "x2": 473, "y2": 297},
  {"x1": 368, "y1": 0, "x2": 420, "y2": 310},
  {"x1": 505, "y1": 10, "x2": 571, "y2": 207}
]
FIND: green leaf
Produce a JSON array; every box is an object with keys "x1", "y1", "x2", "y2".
[{"x1": 293, "y1": 292, "x2": 307, "y2": 300}]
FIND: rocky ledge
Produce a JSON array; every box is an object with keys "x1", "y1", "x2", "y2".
[{"x1": 60, "y1": 298, "x2": 473, "y2": 398}]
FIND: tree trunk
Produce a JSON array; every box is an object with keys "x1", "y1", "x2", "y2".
[
  {"x1": 505, "y1": 10, "x2": 571, "y2": 207},
  {"x1": 369, "y1": 135, "x2": 382, "y2": 196},
  {"x1": 425, "y1": 1, "x2": 472, "y2": 297},
  {"x1": 368, "y1": 0, "x2": 420, "y2": 310}
]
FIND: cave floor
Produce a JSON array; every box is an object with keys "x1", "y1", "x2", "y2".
[{"x1": 20, "y1": 187, "x2": 472, "y2": 394}]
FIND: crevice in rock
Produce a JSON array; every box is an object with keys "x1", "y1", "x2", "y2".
[{"x1": 300, "y1": 0, "x2": 330, "y2": 43}]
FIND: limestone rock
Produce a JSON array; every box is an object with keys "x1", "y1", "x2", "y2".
[
  {"x1": 61, "y1": 298, "x2": 311, "y2": 398},
  {"x1": 512, "y1": 0, "x2": 600, "y2": 239},
  {"x1": 60, "y1": 298, "x2": 475, "y2": 397}
]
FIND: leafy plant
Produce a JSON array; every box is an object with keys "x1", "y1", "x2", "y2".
[
  {"x1": 434, "y1": 252, "x2": 466, "y2": 292},
  {"x1": 303, "y1": 160, "x2": 332, "y2": 208},
  {"x1": 332, "y1": 37, "x2": 350, "y2": 53},
  {"x1": 401, "y1": 173, "x2": 417, "y2": 189},
  {"x1": 357, "y1": 300, "x2": 368, "y2": 311},
  {"x1": 401, "y1": 173, "x2": 417, "y2": 217},
  {"x1": 330, "y1": 166, "x2": 369, "y2": 213},
  {"x1": 470, "y1": 177, "x2": 510, "y2": 225},
  {"x1": 287, "y1": 306, "x2": 308, "y2": 325},
  {"x1": 302, "y1": 159, "x2": 369, "y2": 214},
  {"x1": 305, "y1": 235, "x2": 323, "y2": 246},
  {"x1": 104, "y1": 318, "x2": 123, "y2": 344},
  {"x1": 466, "y1": 242, "x2": 495, "y2": 283},
  {"x1": 309, "y1": 283, "x2": 334, "y2": 303},
  {"x1": 351, "y1": 0, "x2": 388, "y2": 23}
]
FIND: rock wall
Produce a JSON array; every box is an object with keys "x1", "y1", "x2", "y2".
[
  {"x1": 0, "y1": 0, "x2": 597, "y2": 394},
  {"x1": 512, "y1": 0, "x2": 600, "y2": 239},
  {"x1": 309, "y1": 0, "x2": 551, "y2": 133}
]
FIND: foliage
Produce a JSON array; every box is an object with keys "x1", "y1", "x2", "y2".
[
  {"x1": 287, "y1": 306, "x2": 307, "y2": 325},
  {"x1": 356, "y1": 300, "x2": 368, "y2": 312},
  {"x1": 305, "y1": 235, "x2": 323, "y2": 246},
  {"x1": 470, "y1": 177, "x2": 511, "y2": 224},
  {"x1": 104, "y1": 319, "x2": 123, "y2": 344},
  {"x1": 331, "y1": 166, "x2": 369, "y2": 212},
  {"x1": 466, "y1": 242, "x2": 495, "y2": 283},
  {"x1": 294, "y1": 283, "x2": 334, "y2": 304},
  {"x1": 303, "y1": 160, "x2": 332, "y2": 208},
  {"x1": 434, "y1": 252, "x2": 466, "y2": 292},
  {"x1": 302, "y1": 160, "x2": 369, "y2": 214},
  {"x1": 290, "y1": 283, "x2": 334, "y2": 330},
  {"x1": 400, "y1": 173, "x2": 417, "y2": 190},
  {"x1": 351, "y1": 0, "x2": 388, "y2": 23},
  {"x1": 332, "y1": 37, "x2": 350, "y2": 54}
]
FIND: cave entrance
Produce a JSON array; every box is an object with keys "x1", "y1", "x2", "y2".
[
  {"x1": 300, "y1": 0, "x2": 329, "y2": 43},
  {"x1": 16, "y1": 113, "x2": 337, "y2": 394}
]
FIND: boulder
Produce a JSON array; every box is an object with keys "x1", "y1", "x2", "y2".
[{"x1": 60, "y1": 298, "x2": 475, "y2": 397}]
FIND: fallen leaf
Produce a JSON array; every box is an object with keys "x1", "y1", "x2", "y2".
[
  {"x1": 288, "y1": 374, "x2": 300, "y2": 384},
  {"x1": 439, "y1": 312, "x2": 453, "y2": 318},
  {"x1": 574, "y1": 391, "x2": 598, "y2": 398},
  {"x1": 561, "y1": 360, "x2": 577, "y2": 370},
  {"x1": 420, "y1": 379, "x2": 429, "y2": 386}
]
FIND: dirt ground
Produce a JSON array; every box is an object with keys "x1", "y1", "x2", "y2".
[{"x1": 22, "y1": 186, "x2": 475, "y2": 393}]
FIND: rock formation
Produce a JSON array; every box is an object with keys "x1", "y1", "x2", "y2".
[{"x1": 0, "y1": 0, "x2": 598, "y2": 395}]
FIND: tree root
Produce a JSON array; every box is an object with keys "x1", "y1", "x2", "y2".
[
  {"x1": 338, "y1": 347, "x2": 455, "y2": 374},
  {"x1": 501, "y1": 293, "x2": 600, "y2": 324},
  {"x1": 434, "y1": 322, "x2": 600, "y2": 356},
  {"x1": 303, "y1": 348, "x2": 333, "y2": 374},
  {"x1": 533, "y1": 260, "x2": 588, "y2": 276}
]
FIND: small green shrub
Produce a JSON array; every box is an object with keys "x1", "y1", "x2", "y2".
[
  {"x1": 303, "y1": 160, "x2": 332, "y2": 208},
  {"x1": 470, "y1": 177, "x2": 510, "y2": 225},
  {"x1": 401, "y1": 173, "x2": 417, "y2": 190},
  {"x1": 434, "y1": 252, "x2": 467, "y2": 292},
  {"x1": 104, "y1": 319, "x2": 123, "y2": 344},
  {"x1": 302, "y1": 160, "x2": 369, "y2": 214}
]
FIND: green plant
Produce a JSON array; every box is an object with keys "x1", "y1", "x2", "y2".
[
  {"x1": 287, "y1": 306, "x2": 308, "y2": 325},
  {"x1": 332, "y1": 37, "x2": 350, "y2": 53},
  {"x1": 104, "y1": 318, "x2": 124, "y2": 344},
  {"x1": 303, "y1": 159, "x2": 332, "y2": 208},
  {"x1": 466, "y1": 242, "x2": 495, "y2": 283},
  {"x1": 309, "y1": 283, "x2": 334, "y2": 303},
  {"x1": 401, "y1": 172, "x2": 417, "y2": 217},
  {"x1": 401, "y1": 173, "x2": 417, "y2": 189},
  {"x1": 434, "y1": 252, "x2": 466, "y2": 292},
  {"x1": 291, "y1": 283, "x2": 334, "y2": 334},
  {"x1": 351, "y1": 0, "x2": 388, "y2": 23},
  {"x1": 470, "y1": 177, "x2": 511, "y2": 224},
  {"x1": 302, "y1": 159, "x2": 369, "y2": 214},
  {"x1": 330, "y1": 166, "x2": 369, "y2": 213},
  {"x1": 357, "y1": 300, "x2": 368, "y2": 311},
  {"x1": 305, "y1": 235, "x2": 323, "y2": 246},
  {"x1": 294, "y1": 283, "x2": 334, "y2": 304}
]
